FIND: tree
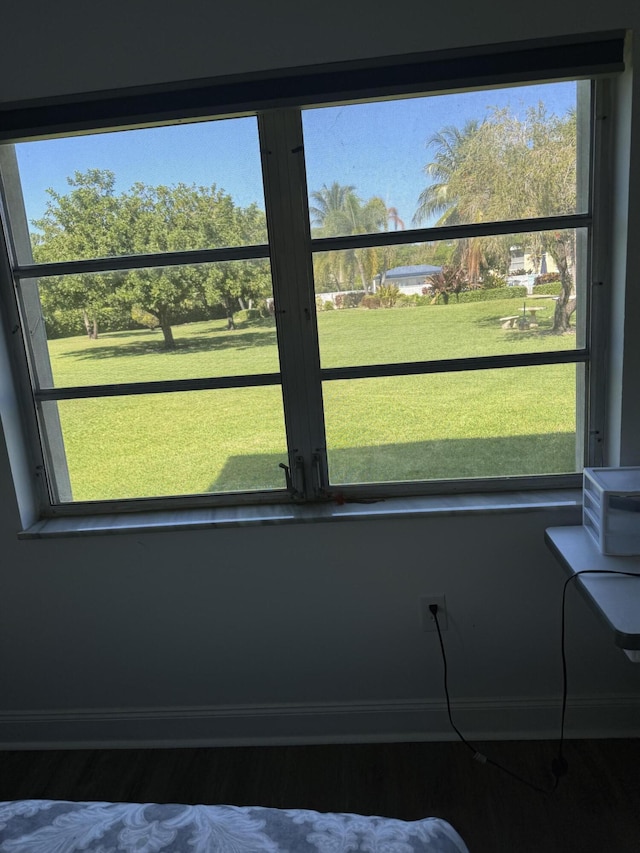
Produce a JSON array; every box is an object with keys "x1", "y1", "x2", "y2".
[
  {"x1": 310, "y1": 183, "x2": 358, "y2": 291},
  {"x1": 32, "y1": 170, "x2": 124, "y2": 338},
  {"x1": 413, "y1": 121, "x2": 484, "y2": 226},
  {"x1": 425, "y1": 266, "x2": 469, "y2": 304},
  {"x1": 32, "y1": 173, "x2": 270, "y2": 347},
  {"x1": 415, "y1": 107, "x2": 578, "y2": 331},
  {"x1": 310, "y1": 183, "x2": 393, "y2": 292},
  {"x1": 413, "y1": 121, "x2": 487, "y2": 285},
  {"x1": 116, "y1": 182, "x2": 251, "y2": 344},
  {"x1": 309, "y1": 182, "x2": 357, "y2": 231},
  {"x1": 195, "y1": 203, "x2": 271, "y2": 329}
]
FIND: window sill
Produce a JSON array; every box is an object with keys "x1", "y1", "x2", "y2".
[{"x1": 18, "y1": 489, "x2": 582, "y2": 539}]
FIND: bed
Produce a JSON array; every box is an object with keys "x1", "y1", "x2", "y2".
[{"x1": 0, "y1": 799, "x2": 469, "y2": 852}]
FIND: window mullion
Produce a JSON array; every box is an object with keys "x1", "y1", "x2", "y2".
[
  {"x1": 587, "y1": 77, "x2": 613, "y2": 468},
  {"x1": 258, "y1": 109, "x2": 328, "y2": 500}
]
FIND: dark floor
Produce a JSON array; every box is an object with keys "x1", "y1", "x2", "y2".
[{"x1": 0, "y1": 739, "x2": 639, "y2": 853}]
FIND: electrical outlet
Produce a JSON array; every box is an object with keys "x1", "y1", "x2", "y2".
[{"x1": 420, "y1": 595, "x2": 448, "y2": 632}]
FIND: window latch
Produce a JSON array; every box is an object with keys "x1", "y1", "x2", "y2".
[
  {"x1": 312, "y1": 452, "x2": 329, "y2": 499},
  {"x1": 279, "y1": 457, "x2": 304, "y2": 500}
]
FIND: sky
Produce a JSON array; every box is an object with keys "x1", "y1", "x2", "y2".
[{"x1": 14, "y1": 81, "x2": 578, "y2": 232}]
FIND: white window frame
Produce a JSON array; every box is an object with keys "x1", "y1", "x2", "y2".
[{"x1": 0, "y1": 34, "x2": 622, "y2": 519}]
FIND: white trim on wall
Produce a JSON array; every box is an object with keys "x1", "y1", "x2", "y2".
[{"x1": 1, "y1": 695, "x2": 638, "y2": 750}]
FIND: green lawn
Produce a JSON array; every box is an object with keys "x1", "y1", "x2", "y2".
[{"x1": 46, "y1": 297, "x2": 578, "y2": 501}]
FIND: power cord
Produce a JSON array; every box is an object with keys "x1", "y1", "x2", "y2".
[
  {"x1": 556, "y1": 569, "x2": 640, "y2": 779},
  {"x1": 430, "y1": 603, "x2": 551, "y2": 795},
  {"x1": 430, "y1": 566, "x2": 640, "y2": 796}
]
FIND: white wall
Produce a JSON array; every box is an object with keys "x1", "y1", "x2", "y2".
[
  {"x1": 0, "y1": 0, "x2": 639, "y2": 747},
  {"x1": 0, "y1": 0, "x2": 636, "y2": 102}
]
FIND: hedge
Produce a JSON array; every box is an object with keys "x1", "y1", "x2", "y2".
[
  {"x1": 454, "y1": 286, "x2": 528, "y2": 303},
  {"x1": 235, "y1": 308, "x2": 263, "y2": 324},
  {"x1": 532, "y1": 281, "x2": 563, "y2": 296}
]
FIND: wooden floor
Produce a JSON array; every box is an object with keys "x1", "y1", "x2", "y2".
[{"x1": 0, "y1": 739, "x2": 639, "y2": 853}]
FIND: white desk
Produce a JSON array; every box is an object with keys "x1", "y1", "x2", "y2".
[{"x1": 545, "y1": 526, "x2": 640, "y2": 658}]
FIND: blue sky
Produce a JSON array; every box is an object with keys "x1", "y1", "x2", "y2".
[{"x1": 15, "y1": 81, "x2": 577, "y2": 231}]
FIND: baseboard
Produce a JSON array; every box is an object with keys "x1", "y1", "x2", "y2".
[{"x1": 0, "y1": 695, "x2": 638, "y2": 750}]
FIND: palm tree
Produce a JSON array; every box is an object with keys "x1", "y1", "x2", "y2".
[
  {"x1": 413, "y1": 120, "x2": 487, "y2": 286},
  {"x1": 387, "y1": 206, "x2": 405, "y2": 231},
  {"x1": 309, "y1": 182, "x2": 357, "y2": 233},
  {"x1": 414, "y1": 108, "x2": 578, "y2": 329},
  {"x1": 413, "y1": 121, "x2": 483, "y2": 227},
  {"x1": 310, "y1": 184, "x2": 390, "y2": 291}
]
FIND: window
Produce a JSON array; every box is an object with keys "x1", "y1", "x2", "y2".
[{"x1": 0, "y1": 35, "x2": 624, "y2": 515}]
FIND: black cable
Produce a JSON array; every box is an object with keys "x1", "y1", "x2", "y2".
[
  {"x1": 557, "y1": 569, "x2": 640, "y2": 775},
  {"x1": 430, "y1": 605, "x2": 551, "y2": 795},
  {"x1": 431, "y1": 568, "x2": 640, "y2": 796}
]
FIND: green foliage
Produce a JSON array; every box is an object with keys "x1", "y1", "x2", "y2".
[
  {"x1": 373, "y1": 240, "x2": 455, "y2": 272},
  {"x1": 131, "y1": 305, "x2": 160, "y2": 329},
  {"x1": 532, "y1": 281, "x2": 562, "y2": 296},
  {"x1": 41, "y1": 285, "x2": 135, "y2": 339},
  {"x1": 425, "y1": 265, "x2": 469, "y2": 304},
  {"x1": 534, "y1": 272, "x2": 562, "y2": 286},
  {"x1": 43, "y1": 308, "x2": 88, "y2": 339},
  {"x1": 455, "y1": 286, "x2": 528, "y2": 303},
  {"x1": 481, "y1": 272, "x2": 508, "y2": 289},
  {"x1": 235, "y1": 308, "x2": 263, "y2": 324},
  {"x1": 32, "y1": 170, "x2": 270, "y2": 347},
  {"x1": 414, "y1": 105, "x2": 578, "y2": 329},
  {"x1": 395, "y1": 294, "x2": 418, "y2": 308},
  {"x1": 310, "y1": 183, "x2": 404, "y2": 292},
  {"x1": 322, "y1": 300, "x2": 335, "y2": 310},
  {"x1": 533, "y1": 275, "x2": 563, "y2": 296},
  {"x1": 340, "y1": 291, "x2": 365, "y2": 309},
  {"x1": 376, "y1": 284, "x2": 400, "y2": 308},
  {"x1": 360, "y1": 295, "x2": 381, "y2": 309}
]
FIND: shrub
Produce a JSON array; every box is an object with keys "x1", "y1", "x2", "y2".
[
  {"x1": 361, "y1": 295, "x2": 381, "y2": 309},
  {"x1": 533, "y1": 279, "x2": 563, "y2": 296},
  {"x1": 43, "y1": 309, "x2": 86, "y2": 339},
  {"x1": 455, "y1": 286, "x2": 528, "y2": 303},
  {"x1": 376, "y1": 284, "x2": 400, "y2": 308},
  {"x1": 43, "y1": 305, "x2": 142, "y2": 340},
  {"x1": 341, "y1": 291, "x2": 365, "y2": 309},
  {"x1": 481, "y1": 272, "x2": 508, "y2": 289},
  {"x1": 235, "y1": 308, "x2": 262, "y2": 324},
  {"x1": 426, "y1": 266, "x2": 468, "y2": 300},
  {"x1": 395, "y1": 294, "x2": 418, "y2": 308},
  {"x1": 322, "y1": 300, "x2": 335, "y2": 310},
  {"x1": 534, "y1": 272, "x2": 562, "y2": 286}
]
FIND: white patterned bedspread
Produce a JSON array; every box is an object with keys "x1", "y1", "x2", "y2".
[{"x1": 0, "y1": 800, "x2": 470, "y2": 852}]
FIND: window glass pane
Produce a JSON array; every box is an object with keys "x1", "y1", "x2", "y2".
[
  {"x1": 7, "y1": 116, "x2": 267, "y2": 264},
  {"x1": 22, "y1": 260, "x2": 277, "y2": 388},
  {"x1": 313, "y1": 229, "x2": 584, "y2": 368},
  {"x1": 322, "y1": 365, "x2": 578, "y2": 485},
  {"x1": 45, "y1": 386, "x2": 288, "y2": 502},
  {"x1": 303, "y1": 81, "x2": 585, "y2": 239}
]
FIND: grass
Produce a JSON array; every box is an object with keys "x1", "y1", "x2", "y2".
[{"x1": 46, "y1": 297, "x2": 578, "y2": 501}]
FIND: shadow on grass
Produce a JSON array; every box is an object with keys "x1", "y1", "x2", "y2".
[
  {"x1": 474, "y1": 315, "x2": 576, "y2": 342},
  {"x1": 207, "y1": 432, "x2": 576, "y2": 493},
  {"x1": 58, "y1": 324, "x2": 278, "y2": 361}
]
